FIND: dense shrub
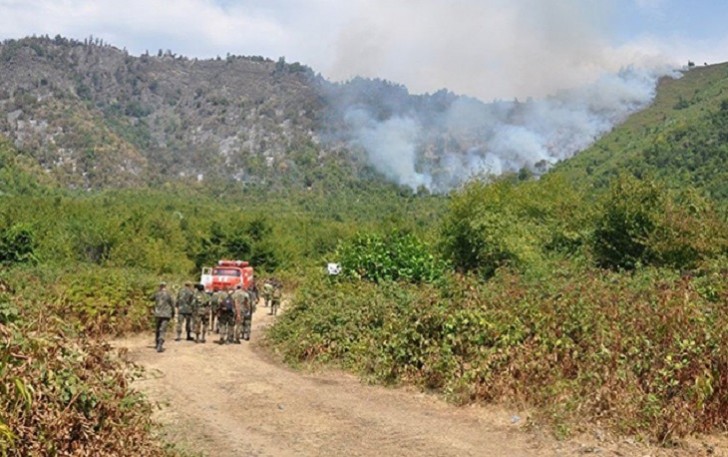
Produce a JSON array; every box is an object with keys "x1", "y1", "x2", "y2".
[
  {"x1": 0, "y1": 223, "x2": 36, "y2": 265},
  {"x1": 335, "y1": 230, "x2": 444, "y2": 283},
  {"x1": 439, "y1": 176, "x2": 590, "y2": 277},
  {"x1": 268, "y1": 265, "x2": 728, "y2": 442},
  {"x1": 439, "y1": 180, "x2": 538, "y2": 276},
  {"x1": 593, "y1": 175, "x2": 728, "y2": 270},
  {"x1": 592, "y1": 176, "x2": 660, "y2": 269},
  {"x1": 5, "y1": 263, "x2": 182, "y2": 338},
  {"x1": 54, "y1": 267, "x2": 160, "y2": 335},
  {"x1": 192, "y1": 217, "x2": 280, "y2": 273},
  {"x1": 0, "y1": 301, "x2": 177, "y2": 456}
]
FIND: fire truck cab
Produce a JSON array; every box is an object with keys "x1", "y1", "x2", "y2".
[{"x1": 201, "y1": 260, "x2": 254, "y2": 292}]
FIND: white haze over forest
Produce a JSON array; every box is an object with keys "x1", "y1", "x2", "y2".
[{"x1": 333, "y1": 65, "x2": 677, "y2": 192}]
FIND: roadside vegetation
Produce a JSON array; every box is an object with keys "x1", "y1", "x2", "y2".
[
  {"x1": 0, "y1": 290, "x2": 174, "y2": 456},
  {"x1": 270, "y1": 172, "x2": 728, "y2": 443}
]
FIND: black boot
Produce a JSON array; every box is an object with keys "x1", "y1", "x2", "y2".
[{"x1": 156, "y1": 340, "x2": 165, "y2": 353}]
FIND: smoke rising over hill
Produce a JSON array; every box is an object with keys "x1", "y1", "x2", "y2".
[
  {"x1": 326, "y1": 65, "x2": 677, "y2": 192},
  {"x1": 0, "y1": 35, "x2": 683, "y2": 193},
  {"x1": 319, "y1": 0, "x2": 686, "y2": 191},
  {"x1": 327, "y1": 0, "x2": 667, "y2": 102}
]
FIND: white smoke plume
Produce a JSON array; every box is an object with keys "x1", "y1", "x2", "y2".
[
  {"x1": 318, "y1": 0, "x2": 693, "y2": 191},
  {"x1": 327, "y1": 0, "x2": 661, "y2": 102},
  {"x1": 329, "y1": 65, "x2": 679, "y2": 192},
  {"x1": 344, "y1": 109, "x2": 432, "y2": 190}
]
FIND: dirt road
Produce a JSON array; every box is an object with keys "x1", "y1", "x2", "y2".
[{"x1": 115, "y1": 308, "x2": 721, "y2": 457}]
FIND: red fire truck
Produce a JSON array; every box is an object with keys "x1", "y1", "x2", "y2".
[{"x1": 200, "y1": 260, "x2": 254, "y2": 292}]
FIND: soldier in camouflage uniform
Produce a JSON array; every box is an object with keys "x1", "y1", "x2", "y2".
[
  {"x1": 210, "y1": 289, "x2": 224, "y2": 333},
  {"x1": 262, "y1": 280, "x2": 274, "y2": 307},
  {"x1": 244, "y1": 285, "x2": 256, "y2": 340},
  {"x1": 192, "y1": 284, "x2": 211, "y2": 343},
  {"x1": 232, "y1": 285, "x2": 250, "y2": 343},
  {"x1": 249, "y1": 280, "x2": 259, "y2": 309},
  {"x1": 153, "y1": 282, "x2": 175, "y2": 353},
  {"x1": 216, "y1": 289, "x2": 238, "y2": 344},
  {"x1": 270, "y1": 281, "x2": 282, "y2": 316},
  {"x1": 243, "y1": 287, "x2": 256, "y2": 340},
  {"x1": 175, "y1": 281, "x2": 195, "y2": 341}
]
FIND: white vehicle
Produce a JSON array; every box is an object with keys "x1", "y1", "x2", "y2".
[{"x1": 200, "y1": 266, "x2": 213, "y2": 290}]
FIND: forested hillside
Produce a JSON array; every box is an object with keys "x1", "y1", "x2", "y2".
[
  {"x1": 1, "y1": 35, "x2": 666, "y2": 192},
  {"x1": 268, "y1": 62, "x2": 728, "y2": 444},
  {"x1": 551, "y1": 62, "x2": 728, "y2": 199},
  {"x1": 0, "y1": 35, "x2": 328, "y2": 189}
]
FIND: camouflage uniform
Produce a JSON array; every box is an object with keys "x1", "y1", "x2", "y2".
[
  {"x1": 209, "y1": 290, "x2": 222, "y2": 333},
  {"x1": 262, "y1": 282, "x2": 274, "y2": 307},
  {"x1": 192, "y1": 286, "x2": 211, "y2": 343},
  {"x1": 216, "y1": 290, "x2": 238, "y2": 344},
  {"x1": 176, "y1": 283, "x2": 195, "y2": 341},
  {"x1": 270, "y1": 283, "x2": 282, "y2": 316},
  {"x1": 249, "y1": 282, "x2": 259, "y2": 309},
  {"x1": 233, "y1": 287, "x2": 250, "y2": 342},
  {"x1": 210, "y1": 289, "x2": 227, "y2": 333},
  {"x1": 153, "y1": 283, "x2": 175, "y2": 353}
]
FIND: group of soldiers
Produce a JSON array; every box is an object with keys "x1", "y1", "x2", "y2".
[{"x1": 152, "y1": 279, "x2": 283, "y2": 353}]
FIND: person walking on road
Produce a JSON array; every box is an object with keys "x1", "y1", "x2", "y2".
[
  {"x1": 192, "y1": 284, "x2": 211, "y2": 343},
  {"x1": 210, "y1": 289, "x2": 225, "y2": 334},
  {"x1": 176, "y1": 281, "x2": 195, "y2": 341},
  {"x1": 153, "y1": 282, "x2": 175, "y2": 353},
  {"x1": 270, "y1": 281, "x2": 282, "y2": 316},
  {"x1": 248, "y1": 280, "x2": 259, "y2": 308},
  {"x1": 262, "y1": 280, "x2": 273, "y2": 308},
  {"x1": 217, "y1": 289, "x2": 238, "y2": 344},
  {"x1": 233, "y1": 285, "x2": 252, "y2": 341}
]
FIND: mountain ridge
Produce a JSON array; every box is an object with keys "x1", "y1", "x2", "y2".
[
  {"x1": 2, "y1": 35, "x2": 724, "y2": 195},
  {"x1": 1, "y1": 35, "x2": 333, "y2": 189}
]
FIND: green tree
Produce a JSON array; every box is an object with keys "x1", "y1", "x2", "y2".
[
  {"x1": 592, "y1": 175, "x2": 728, "y2": 270},
  {"x1": 0, "y1": 223, "x2": 36, "y2": 264},
  {"x1": 592, "y1": 176, "x2": 660, "y2": 270},
  {"x1": 336, "y1": 230, "x2": 443, "y2": 283},
  {"x1": 439, "y1": 179, "x2": 543, "y2": 277}
]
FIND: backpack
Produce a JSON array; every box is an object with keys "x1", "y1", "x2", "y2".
[{"x1": 221, "y1": 294, "x2": 235, "y2": 313}]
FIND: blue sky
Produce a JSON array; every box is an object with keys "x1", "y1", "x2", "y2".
[
  {"x1": 613, "y1": 0, "x2": 728, "y2": 42},
  {"x1": 0, "y1": 0, "x2": 725, "y2": 101}
]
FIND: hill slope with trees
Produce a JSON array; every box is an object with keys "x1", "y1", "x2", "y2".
[
  {"x1": 550, "y1": 62, "x2": 728, "y2": 199},
  {"x1": 1, "y1": 35, "x2": 671, "y2": 193}
]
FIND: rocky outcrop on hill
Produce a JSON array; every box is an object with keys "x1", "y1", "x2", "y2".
[{"x1": 0, "y1": 36, "x2": 328, "y2": 189}]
